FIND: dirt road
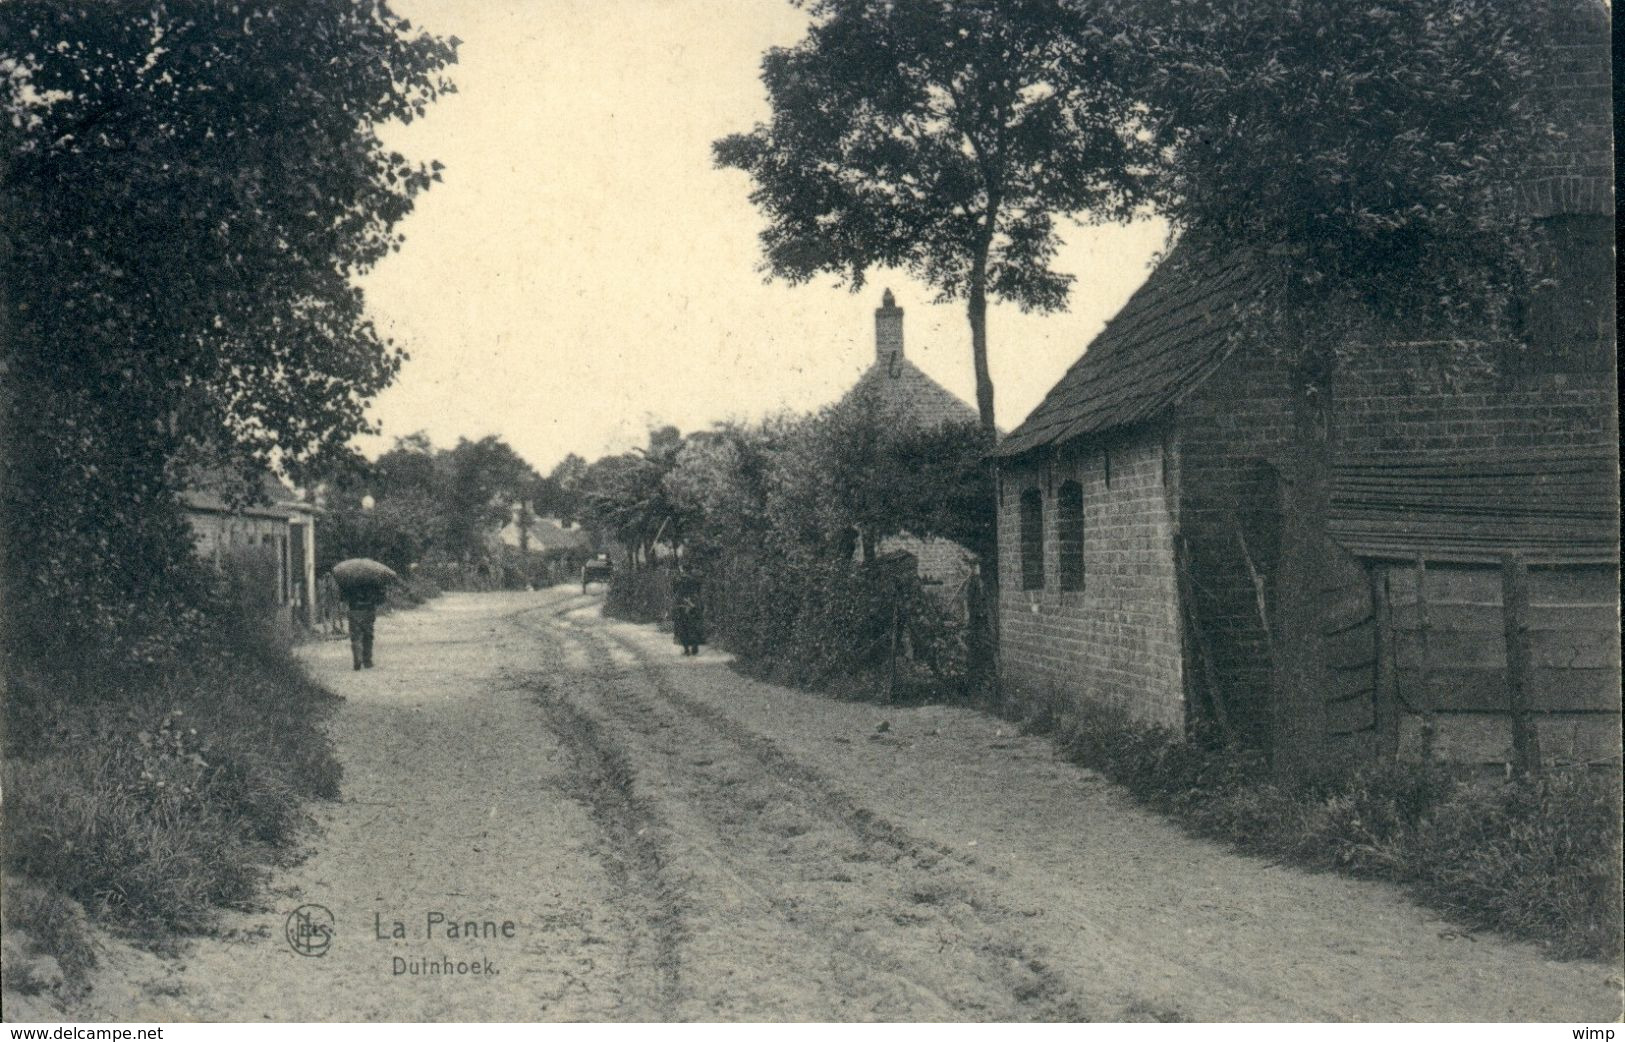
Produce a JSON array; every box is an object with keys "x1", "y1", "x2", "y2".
[{"x1": 60, "y1": 589, "x2": 1623, "y2": 1021}]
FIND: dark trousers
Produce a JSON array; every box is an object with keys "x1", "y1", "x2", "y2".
[{"x1": 348, "y1": 608, "x2": 376, "y2": 667}]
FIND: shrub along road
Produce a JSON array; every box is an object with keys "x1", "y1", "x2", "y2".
[{"x1": 56, "y1": 589, "x2": 1622, "y2": 1021}]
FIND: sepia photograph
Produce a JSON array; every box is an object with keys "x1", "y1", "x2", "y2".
[{"x1": 1, "y1": 0, "x2": 1620, "y2": 1027}]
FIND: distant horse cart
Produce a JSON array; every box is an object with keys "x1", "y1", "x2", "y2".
[{"x1": 581, "y1": 557, "x2": 613, "y2": 593}]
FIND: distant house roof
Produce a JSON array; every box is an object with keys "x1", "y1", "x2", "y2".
[
  {"x1": 497, "y1": 513, "x2": 590, "y2": 554},
  {"x1": 837, "y1": 288, "x2": 986, "y2": 432},
  {"x1": 1328, "y1": 448, "x2": 1619, "y2": 565},
  {"x1": 996, "y1": 247, "x2": 1260, "y2": 459},
  {"x1": 843, "y1": 356, "x2": 982, "y2": 430},
  {"x1": 181, "y1": 469, "x2": 315, "y2": 520}
]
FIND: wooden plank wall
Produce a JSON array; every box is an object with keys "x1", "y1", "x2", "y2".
[{"x1": 1380, "y1": 562, "x2": 1621, "y2": 767}]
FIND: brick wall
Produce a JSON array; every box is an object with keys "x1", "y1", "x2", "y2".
[
  {"x1": 1169, "y1": 346, "x2": 1294, "y2": 746},
  {"x1": 998, "y1": 432, "x2": 1186, "y2": 729},
  {"x1": 1334, "y1": 342, "x2": 1617, "y2": 458},
  {"x1": 1172, "y1": 322, "x2": 1617, "y2": 749},
  {"x1": 879, "y1": 532, "x2": 974, "y2": 601},
  {"x1": 1518, "y1": 0, "x2": 1612, "y2": 217}
]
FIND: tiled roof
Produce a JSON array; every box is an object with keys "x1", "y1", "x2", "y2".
[
  {"x1": 498, "y1": 515, "x2": 590, "y2": 553},
  {"x1": 843, "y1": 356, "x2": 982, "y2": 429},
  {"x1": 1329, "y1": 448, "x2": 1620, "y2": 564},
  {"x1": 180, "y1": 469, "x2": 313, "y2": 518},
  {"x1": 996, "y1": 246, "x2": 1261, "y2": 458}
]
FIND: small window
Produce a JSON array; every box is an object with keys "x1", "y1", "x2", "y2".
[
  {"x1": 1019, "y1": 488, "x2": 1045, "y2": 590},
  {"x1": 1057, "y1": 480, "x2": 1084, "y2": 591}
]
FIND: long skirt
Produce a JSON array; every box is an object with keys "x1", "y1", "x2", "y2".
[{"x1": 672, "y1": 601, "x2": 706, "y2": 647}]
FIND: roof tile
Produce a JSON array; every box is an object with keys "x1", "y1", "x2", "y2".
[{"x1": 997, "y1": 247, "x2": 1259, "y2": 457}]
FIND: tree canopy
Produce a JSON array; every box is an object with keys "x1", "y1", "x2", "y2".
[
  {"x1": 1130, "y1": 0, "x2": 1553, "y2": 347},
  {"x1": 577, "y1": 404, "x2": 991, "y2": 572},
  {"x1": 714, "y1": 0, "x2": 1150, "y2": 431},
  {"x1": 1, "y1": 0, "x2": 457, "y2": 666},
  {"x1": 317, "y1": 433, "x2": 541, "y2": 574},
  {"x1": 578, "y1": 426, "x2": 695, "y2": 565}
]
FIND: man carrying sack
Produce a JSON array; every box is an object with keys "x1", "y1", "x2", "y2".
[{"x1": 331, "y1": 558, "x2": 401, "y2": 671}]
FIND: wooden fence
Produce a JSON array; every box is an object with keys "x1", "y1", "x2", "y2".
[{"x1": 1368, "y1": 555, "x2": 1620, "y2": 770}]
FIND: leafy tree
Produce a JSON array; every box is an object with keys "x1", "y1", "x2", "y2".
[
  {"x1": 315, "y1": 433, "x2": 543, "y2": 572},
  {"x1": 804, "y1": 391, "x2": 898, "y2": 561},
  {"x1": 1124, "y1": 0, "x2": 1557, "y2": 776},
  {"x1": 581, "y1": 426, "x2": 694, "y2": 565},
  {"x1": 666, "y1": 417, "x2": 798, "y2": 556},
  {"x1": 714, "y1": 0, "x2": 1149, "y2": 432},
  {"x1": 438, "y1": 436, "x2": 539, "y2": 561},
  {"x1": 373, "y1": 432, "x2": 443, "y2": 502},
  {"x1": 580, "y1": 454, "x2": 649, "y2": 563},
  {"x1": 886, "y1": 420, "x2": 995, "y2": 560},
  {"x1": 1, "y1": 1, "x2": 457, "y2": 669},
  {"x1": 533, "y1": 453, "x2": 590, "y2": 526},
  {"x1": 313, "y1": 437, "x2": 441, "y2": 573},
  {"x1": 1132, "y1": 0, "x2": 1550, "y2": 344},
  {"x1": 787, "y1": 392, "x2": 994, "y2": 561}
]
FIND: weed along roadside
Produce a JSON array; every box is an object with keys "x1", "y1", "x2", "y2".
[
  {"x1": 1034, "y1": 707, "x2": 1624, "y2": 961},
  {"x1": 0, "y1": 578, "x2": 434, "y2": 1013}
]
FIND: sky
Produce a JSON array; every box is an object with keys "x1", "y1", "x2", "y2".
[{"x1": 357, "y1": 0, "x2": 1169, "y2": 473}]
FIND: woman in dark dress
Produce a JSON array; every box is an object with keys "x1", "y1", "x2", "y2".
[{"x1": 671, "y1": 565, "x2": 705, "y2": 656}]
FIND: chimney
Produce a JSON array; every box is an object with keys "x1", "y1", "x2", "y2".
[{"x1": 875, "y1": 288, "x2": 903, "y2": 366}]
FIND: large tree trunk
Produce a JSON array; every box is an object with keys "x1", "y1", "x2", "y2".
[
  {"x1": 967, "y1": 256, "x2": 996, "y2": 435},
  {"x1": 1271, "y1": 356, "x2": 1334, "y2": 780},
  {"x1": 966, "y1": 243, "x2": 1002, "y2": 702}
]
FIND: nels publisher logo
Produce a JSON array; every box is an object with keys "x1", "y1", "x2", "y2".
[{"x1": 286, "y1": 903, "x2": 335, "y2": 958}]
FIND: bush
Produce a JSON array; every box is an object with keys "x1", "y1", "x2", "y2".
[
  {"x1": 1044, "y1": 704, "x2": 1622, "y2": 959},
  {"x1": 3, "y1": 602, "x2": 343, "y2": 940},
  {"x1": 1409, "y1": 771, "x2": 1624, "y2": 957},
  {"x1": 412, "y1": 554, "x2": 503, "y2": 592},
  {"x1": 702, "y1": 550, "x2": 973, "y2": 700},
  {"x1": 2, "y1": 878, "x2": 98, "y2": 998},
  {"x1": 600, "y1": 551, "x2": 971, "y2": 701},
  {"x1": 385, "y1": 573, "x2": 440, "y2": 611},
  {"x1": 605, "y1": 566, "x2": 671, "y2": 625}
]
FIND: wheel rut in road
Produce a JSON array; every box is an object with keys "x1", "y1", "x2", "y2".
[
  {"x1": 44, "y1": 591, "x2": 1617, "y2": 1023},
  {"x1": 520, "y1": 649, "x2": 686, "y2": 1019},
  {"x1": 509, "y1": 600, "x2": 1100, "y2": 1021}
]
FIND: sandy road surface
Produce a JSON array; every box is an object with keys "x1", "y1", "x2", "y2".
[{"x1": 46, "y1": 589, "x2": 1624, "y2": 1022}]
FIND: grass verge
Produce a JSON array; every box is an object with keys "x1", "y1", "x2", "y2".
[
  {"x1": 2, "y1": 624, "x2": 343, "y2": 1001},
  {"x1": 1035, "y1": 704, "x2": 1623, "y2": 960}
]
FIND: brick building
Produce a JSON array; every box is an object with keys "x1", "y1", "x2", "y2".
[
  {"x1": 839, "y1": 289, "x2": 983, "y2": 595},
  {"x1": 992, "y1": 3, "x2": 1617, "y2": 766}
]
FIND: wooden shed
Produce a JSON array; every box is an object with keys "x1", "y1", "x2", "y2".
[
  {"x1": 182, "y1": 474, "x2": 320, "y2": 636},
  {"x1": 1310, "y1": 450, "x2": 1620, "y2": 768}
]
